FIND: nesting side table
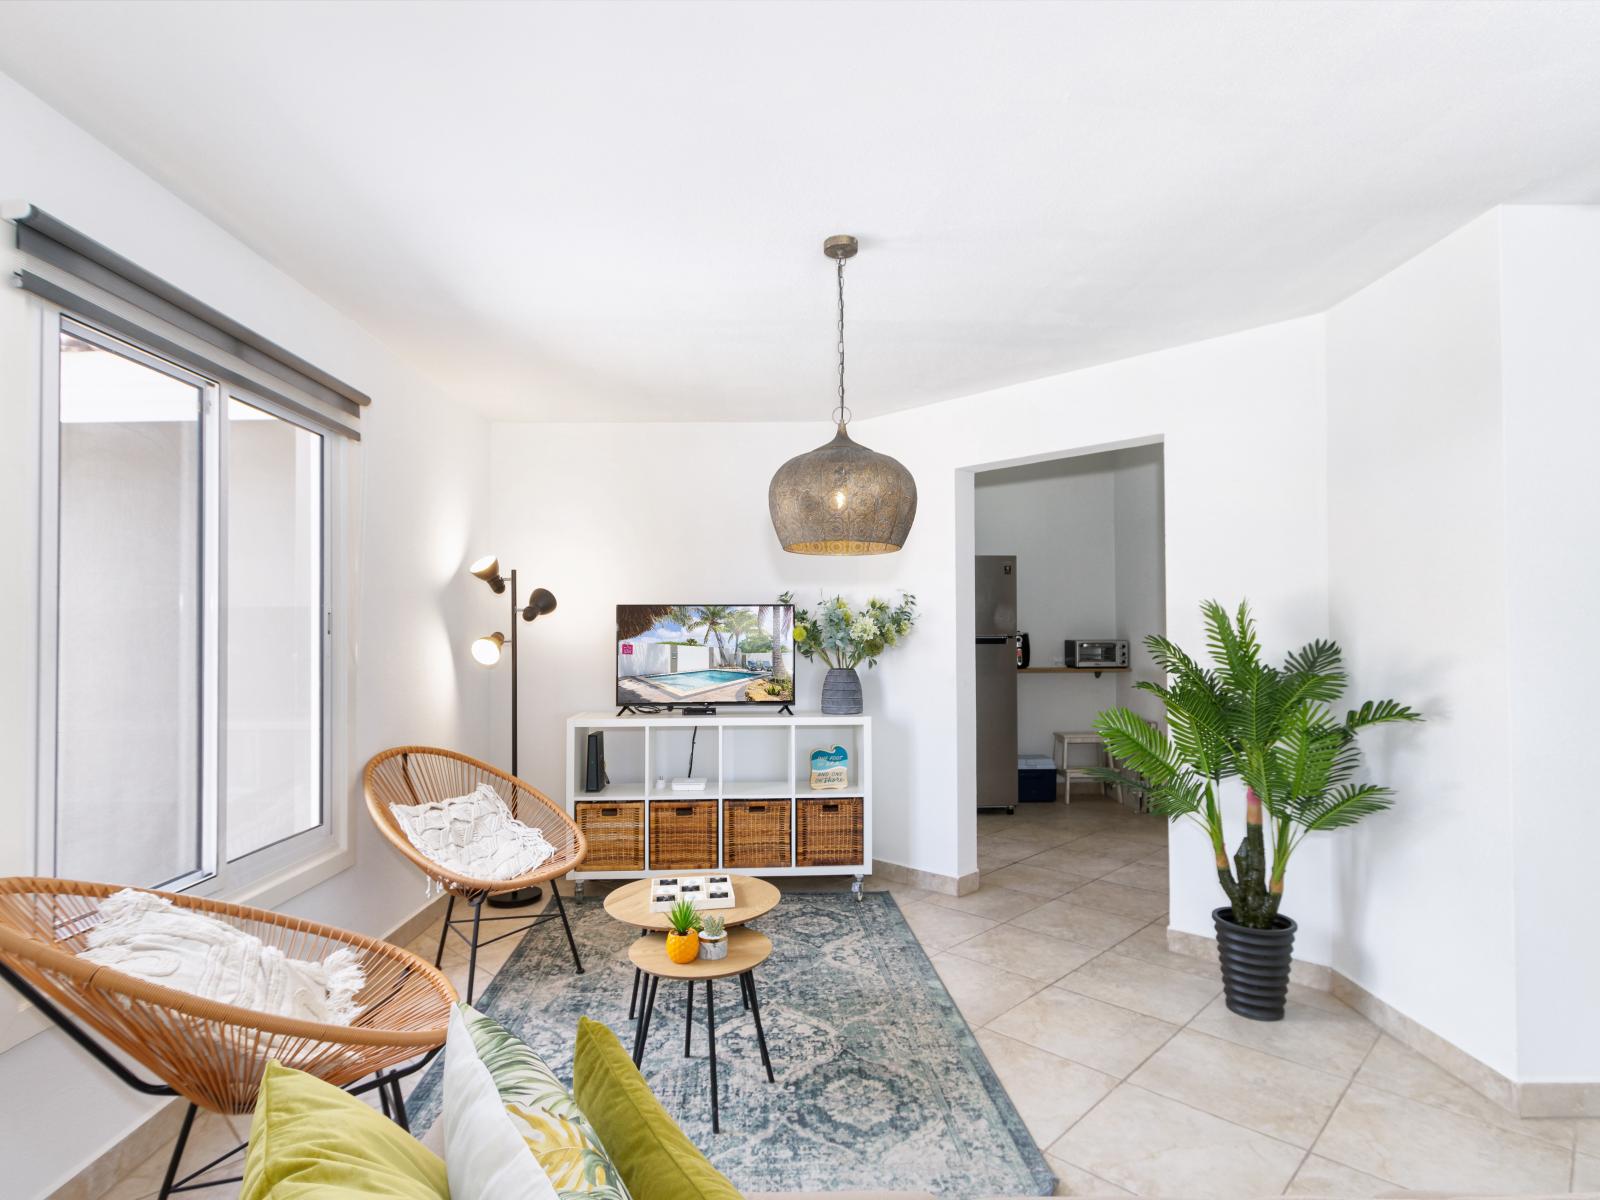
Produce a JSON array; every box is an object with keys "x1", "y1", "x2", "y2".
[{"x1": 628, "y1": 928, "x2": 775, "y2": 1133}]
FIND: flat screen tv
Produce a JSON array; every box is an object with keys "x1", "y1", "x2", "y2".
[{"x1": 616, "y1": 604, "x2": 794, "y2": 707}]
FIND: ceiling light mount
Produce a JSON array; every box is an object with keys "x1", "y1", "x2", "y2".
[{"x1": 822, "y1": 234, "x2": 859, "y2": 261}]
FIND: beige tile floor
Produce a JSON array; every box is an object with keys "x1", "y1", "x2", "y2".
[
  {"x1": 934, "y1": 796, "x2": 1592, "y2": 1198},
  {"x1": 91, "y1": 797, "x2": 1597, "y2": 1198}
]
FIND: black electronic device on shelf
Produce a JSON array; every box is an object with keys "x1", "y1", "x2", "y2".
[{"x1": 583, "y1": 731, "x2": 609, "y2": 792}]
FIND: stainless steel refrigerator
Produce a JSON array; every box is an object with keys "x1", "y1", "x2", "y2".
[{"x1": 975, "y1": 555, "x2": 1018, "y2": 812}]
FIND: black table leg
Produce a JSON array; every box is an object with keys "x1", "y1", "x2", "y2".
[
  {"x1": 741, "y1": 971, "x2": 750, "y2": 1010},
  {"x1": 632, "y1": 974, "x2": 659, "y2": 1067},
  {"x1": 706, "y1": 977, "x2": 719, "y2": 1133},
  {"x1": 745, "y1": 970, "x2": 774, "y2": 1083},
  {"x1": 629, "y1": 929, "x2": 646, "y2": 1019},
  {"x1": 684, "y1": 981, "x2": 694, "y2": 1056}
]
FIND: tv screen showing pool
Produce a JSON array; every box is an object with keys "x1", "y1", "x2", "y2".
[{"x1": 616, "y1": 604, "x2": 795, "y2": 706}]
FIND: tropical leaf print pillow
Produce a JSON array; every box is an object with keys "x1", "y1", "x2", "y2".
[{"x1": 459, "y1": 1005, "x2": 632, "y2": 1200}]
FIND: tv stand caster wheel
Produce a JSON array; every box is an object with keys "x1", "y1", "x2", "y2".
[
  {"x1": 574, "y1": 880, "x2": 585, "y2": 901},
  {"x1": 851, "y1": 875, "x2": 864, "y2": 902}
]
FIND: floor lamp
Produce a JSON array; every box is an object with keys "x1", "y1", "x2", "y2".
[{"x1": 469, "y1": 555, "x2": 558, "y2": 908}]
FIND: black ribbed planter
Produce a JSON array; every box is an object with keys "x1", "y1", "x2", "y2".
[{"x1": 1213, "y1": 907, "x2": 1296, "y2": 1021}]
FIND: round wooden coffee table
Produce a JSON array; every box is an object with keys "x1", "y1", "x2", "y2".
[
  {"x1": 603, "y1": 873, "x2": 781, "y2": 930},
  {"x1": 605, "y1": 873, "x2": 780, "y2": 1021},
  {"x1": 628, "y1": 928, "x2": 774, "y2": 1133}
]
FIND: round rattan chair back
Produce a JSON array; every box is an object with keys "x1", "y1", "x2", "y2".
[
  {"x1": 0, "y1": 878, "x2": 456, "y2": 1114},
  {"x1": 364, "y1": 746, "x2": 587, "y2": 897}
]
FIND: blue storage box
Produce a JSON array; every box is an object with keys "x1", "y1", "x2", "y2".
[{"x1": 1018, "y1": 755, "x2": 1058, "y2": 804}]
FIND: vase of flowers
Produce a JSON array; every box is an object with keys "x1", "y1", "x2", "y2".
[{"x1": 783, "y1": 591, "x2": 917, "y2": 715}]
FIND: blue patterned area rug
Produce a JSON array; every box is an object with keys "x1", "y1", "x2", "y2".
[{"x1": 405, "y1": 891, "x2": 1053, "y2": 1196}]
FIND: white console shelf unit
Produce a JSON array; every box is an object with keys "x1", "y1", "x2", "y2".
[{"x1": 564, "y1": 711, "x2": 871, "y2": 892}]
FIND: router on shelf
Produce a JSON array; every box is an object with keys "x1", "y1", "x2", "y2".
[{"x1": 670, "y1": 777, "x2": 707, "y2": 792}]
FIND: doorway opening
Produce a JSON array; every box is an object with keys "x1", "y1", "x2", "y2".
[{"x1": 970, "y1": 443, "x2": 1167, "y2": 886}]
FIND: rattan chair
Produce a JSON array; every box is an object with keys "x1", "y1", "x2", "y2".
[
  {"x1": 364, "y1": 746, "x2": 588, "y2": 1003},
  {"x1": 0, "y1": 877, "x2": 455, "y2": 1198}
]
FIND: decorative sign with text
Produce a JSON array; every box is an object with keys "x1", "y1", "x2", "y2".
[{"x1": 809, "y1": 745, "x2": 850, "y2": 791}]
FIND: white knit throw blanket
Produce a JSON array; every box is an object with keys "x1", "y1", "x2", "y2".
[
  {"x1": 391, "y1": 783, "x2": 556, "y2": 896},
  {"x1": 81, "y1": 889, "x2": 365, "y2": 1025}
]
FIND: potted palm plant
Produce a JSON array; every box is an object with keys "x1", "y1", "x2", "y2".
[{"x1": 1092, "y1": 601, "x2": 1421, "y2": 1021}]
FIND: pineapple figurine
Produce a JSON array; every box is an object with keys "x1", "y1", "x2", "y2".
[{"x1": 665, "y1": 898, "x2": 702, "y2": 965}]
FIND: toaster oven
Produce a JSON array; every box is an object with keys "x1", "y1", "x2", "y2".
[{"x1": 1066, "y1": 639, "x2": 1129, "y2": 668}]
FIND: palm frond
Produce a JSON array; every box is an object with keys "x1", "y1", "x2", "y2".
[
  {"x1": 1345, "y1": 699, "x2": 1424, "y2": 729},
  {"x1": 1295, "y1": 783, "x2": 1395, "y2": 832},
  {"x1": 1092, "y1": 708, "x2": 1184, "y2": 785},
  {"x1": 1283, "y1": 639, "x2": 1343, "y2": 678}
]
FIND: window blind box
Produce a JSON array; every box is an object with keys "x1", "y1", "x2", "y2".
[{"x1": 7, "y1": 202, "x2": 364, "y2": 439}]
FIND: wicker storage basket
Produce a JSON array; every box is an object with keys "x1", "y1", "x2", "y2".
[
  {"x1": 723, "y1": 799, "x2": 792, "y2": 868},
  {"x1": 648, "y1": 799, "x2": 719, "y2": 870},
  {"x1": 574, "y1": 801, "x2": 645, "y2": 871},
  {"x1": 796, "y1": 797, "x2": 864, "y2": 867}
]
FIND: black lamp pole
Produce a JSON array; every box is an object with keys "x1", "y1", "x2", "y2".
[
  {"x1": 469, "y1": 557, "x2": 558, "y2": 909},
  {"x1": 510, "y1": 568, "x2": 521, "y2": 779},
  {"x1": 490, "y1": 568, "x2": 538, "y2": 907}
]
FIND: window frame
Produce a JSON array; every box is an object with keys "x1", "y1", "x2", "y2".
[{"x1": 35, "y1": 307, "x2": 352, "y2": 903}]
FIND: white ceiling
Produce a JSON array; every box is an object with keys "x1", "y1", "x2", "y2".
[{"x1": 4, "y1": 1, "x2": 1600, "y2": 423}]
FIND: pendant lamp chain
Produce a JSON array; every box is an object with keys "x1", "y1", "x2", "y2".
[{"x1": 835, "y1": 254, "x2": 851, "y2": 427}]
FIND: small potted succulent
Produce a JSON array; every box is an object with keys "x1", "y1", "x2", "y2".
[
  {"x1": 697, "y1": 913, "x2": 728, "y2": 961},
  {"x1": 665, "y1": 899, "x2": 701, "y2": 965}
]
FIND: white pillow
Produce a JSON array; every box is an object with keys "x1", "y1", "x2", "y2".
[
  {"x1": 392, "y1": 783, "x2": 556, "y2": 882},
  {"x1": 80, "y1": 888, "x2": 364, "y2": 1024},
  {"x1": 444, "y1": 1004, "x2": 560, "y2": 1200}
]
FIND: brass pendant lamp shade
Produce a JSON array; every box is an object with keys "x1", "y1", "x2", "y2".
[{"x1": 768, "y1": 235, "x2": 917, "y2": 555}]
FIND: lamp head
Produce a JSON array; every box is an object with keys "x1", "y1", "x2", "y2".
[
  {"x1": 520, "y1": 587, "x2": 557, "y2": 623},
  {"x1": 470, "y1": 631, "x2": 505, "y2": 666},
  {"x1": 469, "y1": 555, "x2": 507, "y2": 594}
]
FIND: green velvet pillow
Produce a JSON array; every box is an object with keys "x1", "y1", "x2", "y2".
[
  {"x1": 571, "y1": 1017, "x2": 743, "y2": 1200},
  {"x1": 241, "y1": 1060, "x2": 449, "y2": 1200}
]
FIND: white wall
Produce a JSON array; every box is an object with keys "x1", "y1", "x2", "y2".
[
  {"x1": 975, "y1": 458, "x2": 1120, "y2": 750},
  {"x1": 492, "y1": 319, "x2": 1331, "y2": 942},
  {"x1": 1325, "y1": 211, "x2": 1518, "y2": 1077},
  {"x1": 1497, "y1": 207, "x2": 1600, "y2": 1086},
  {"x1": 485, "y1": 421, "x2": 950, "y2": 876},
  {"x1": 1111, "y1": 444, "x2": 1166, "y2": 723},
  {"x1": 855, "y1": 316, "x2": 1332, "y2": 933},
  {"x1": 0, "y1": 70, "x2": 492, "y2": 1197}
]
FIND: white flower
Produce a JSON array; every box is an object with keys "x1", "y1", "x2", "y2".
[{"x1": 848, "y1": 615, "x2": 880, "y2": 643}]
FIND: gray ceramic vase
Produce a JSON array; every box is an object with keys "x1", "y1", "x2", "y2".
[{"x1": 821, "y1": 667, "x2": 864, "y2": 715}]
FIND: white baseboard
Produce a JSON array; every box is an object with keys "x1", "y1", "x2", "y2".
[
  {"x1": 1166, "y1": 924, "x2": 1598, "y2": 1119},
  {"x1": 871, "y1": 858, "x2": 977, "y2": 896},
  {"x1": 47, "y1": 893, "x2": 452, "y2": 1200}
]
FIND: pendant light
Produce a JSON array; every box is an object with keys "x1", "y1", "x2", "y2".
[{"x1": 768, "y1": 235, "x2": 917, "y2": 554}]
